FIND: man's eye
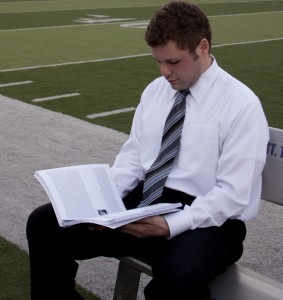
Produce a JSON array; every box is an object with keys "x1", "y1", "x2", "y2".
[{"x1": 169, "y1": 61, "x2": 179, "y2": 65}]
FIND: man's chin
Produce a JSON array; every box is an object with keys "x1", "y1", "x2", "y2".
[{"x1": 169, "y1": 81, "x2": 181, "y2": 90}]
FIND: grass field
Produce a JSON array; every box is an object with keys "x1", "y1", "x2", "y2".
[
  {"x1": 1, "y1": 0, "x2": 283, "y2": 134},
  {"x1": 0, "y1": 0, "x2": 283, "y2": 299}
]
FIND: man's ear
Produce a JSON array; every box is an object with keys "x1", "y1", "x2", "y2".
[{"x1": 197, "y1": 38, "x2": 210, "y2": 55}]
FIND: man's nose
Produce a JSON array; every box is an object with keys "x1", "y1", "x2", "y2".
[{"x1": 159, "y1": 63, "x2": 172, "y2": 77}]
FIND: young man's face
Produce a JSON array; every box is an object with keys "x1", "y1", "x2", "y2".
[{"x1": 151, "y1": 40, "x2": 205, "y2": 91}]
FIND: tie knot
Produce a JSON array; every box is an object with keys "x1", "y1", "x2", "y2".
[
  {"x1": 177, "y1": 89, "x2": 190, "y2": 100},
  {"x1": 180, "y1": 89, "x2": 190, "y2": 97}
]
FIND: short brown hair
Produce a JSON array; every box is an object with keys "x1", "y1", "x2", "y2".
[{"x1": 145, "y1": 1, "x2": 211, "y2": 52}]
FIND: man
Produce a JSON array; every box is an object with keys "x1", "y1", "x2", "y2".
[{"x1": 26, "y1": 1, "x2": 269, "y2": 299}]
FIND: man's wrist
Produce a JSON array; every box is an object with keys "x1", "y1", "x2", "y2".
[{"x1": 163, "y1": 210, "x2": 191, "y2": 239}]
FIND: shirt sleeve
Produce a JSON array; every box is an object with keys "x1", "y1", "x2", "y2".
[{"x1": 165, "y1": 102, "x2": 269, "y2": 238}]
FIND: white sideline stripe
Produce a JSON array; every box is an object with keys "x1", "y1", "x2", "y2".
[
  {"x1": 0, "y1": 54, "x2": 150, "y2": 72},
  {"x1": 1, "y1": 37, "x2": 283, "y2": 73},
  {"x1": 32, "y1": 93, "x2": 80, "y2": 102},
  {"x1": 87, "y1": 107, "x2": 136, "y2": 119},
  {"x1": 1, "y1": 10, "x2": 282, "y2": 32},
  {"x1": 0, "y1": 80, "x2": 33, "y2": 87},
  {"x1": 212, "y1": 38, "x2": 283, "y2": 47},
  {"x1": 0, "y1": 21, "x2": 132, "y2": 32},
  {"x1": 0, "y1": 4, "x2": 159, "y2": 14},
  {"x1": 209, "y1": 10, "x2": 283, "y2": 18},
  {"x1": 0, "y1": 1, "x2": 271, "y2": 15}
]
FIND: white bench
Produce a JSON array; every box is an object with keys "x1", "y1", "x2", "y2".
[{"x1": 113, "y1": 127, "x2": 283, "y2": 300}]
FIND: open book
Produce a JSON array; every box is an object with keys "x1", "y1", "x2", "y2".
[{"x1": 34, "y1": 164, "x2": 181, "y2": 229}]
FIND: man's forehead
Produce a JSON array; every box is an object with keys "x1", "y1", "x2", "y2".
[{"x1": 151, "y1": 41, "x2": 189, "y2": 60}]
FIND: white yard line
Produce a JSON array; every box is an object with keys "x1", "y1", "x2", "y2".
[
  {"x1": 0, "y1": 10, "x2": 282, "y2": 32},
  {"x1": 0, "y1": 20, "x2": 134, "y2": 32},
  {"x1": 2, "y1": 37, "x2": 283, "y2": 73},
  {"x1": 209, "y1": 10, "x2": 283, "y2": 18},
  {"x1": 212, "y1": 37, "x2": 283, "y2": 47},
  {"x1": 1, "y1": 36, "x2": 282, "y2": 119},
  {"x1": 0, "y1": 4, "x2": 161, "y2": 14},
  {"x1": 0, "y1": 54, "x2": 150, "y2": 72},
  {"x1": 0, "y1": 80, "x2": 33, "y2": 87},
  {"x1": 87, "y1": 107, "x2": 136, "y2": 119},
  {"x1": 1, "y1": 37, "x2": 283, "y2": 73},
  {"x1": 32, "y1": 93, "x2": 80, "y2": 102}
]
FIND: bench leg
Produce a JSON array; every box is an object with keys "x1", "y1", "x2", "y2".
[{"x1": 113, "y1": 260, "x2": 142, "y2": 300}]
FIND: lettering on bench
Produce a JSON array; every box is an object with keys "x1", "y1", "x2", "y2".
[{"x1": 267, "y1": 141, "x2": 283, "y2": 160}]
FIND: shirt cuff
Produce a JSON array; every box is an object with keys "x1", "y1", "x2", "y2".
[{"x1": 163, "y1": 210, "x2": 191, "y2": 239}]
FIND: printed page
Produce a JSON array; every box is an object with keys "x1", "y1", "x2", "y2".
[
  {"x1": 73, "y1": 202, "x2": 182, "y2": 228},
  {"x1": 35, "y1": 164, "x2": 182, "y2": 228},
  {"x1": 34, "y1": 164, "x2": 125, "y2": 225}
]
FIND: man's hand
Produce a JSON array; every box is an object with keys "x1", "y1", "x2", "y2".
[{"x1": 120, "y1": 215, "x2": 170, "y2": 238}]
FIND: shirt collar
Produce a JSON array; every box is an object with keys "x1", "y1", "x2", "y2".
[
  {"x1": 189, "y1": 55, "x2": 219, "y2": 104},
  {"x1": 169, "y1": 55, "x2": 219, "y2": 102}
]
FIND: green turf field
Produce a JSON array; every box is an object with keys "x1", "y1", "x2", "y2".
[
  {"x1": 0, "y1": 0, "x2": 282, "y2": 299},
  {"x1": 1, "y1": 0, "x2": 282, "y2": 134}
]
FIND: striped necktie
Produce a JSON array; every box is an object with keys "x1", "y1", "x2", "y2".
[{"x1": 138, "y1": 89, "x2": 190, "y2": 207}]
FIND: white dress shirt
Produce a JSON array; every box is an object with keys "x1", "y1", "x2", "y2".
[{"x1": 111, "y1": 58, "x2": 269, "y2": 238}]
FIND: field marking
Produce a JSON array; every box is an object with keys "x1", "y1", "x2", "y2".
[
  {"x1": 0, "y1": 4, "x2": 161, "y2": 14},
  {"x1": 0, "y1": 10, "x2": 282, "y2": 32},
  {"x1": 87, "y1": 107, "x2": 136, "y2": 119},
  {"x1": 0, "y1": 54, "x2": 151, "y2": 72},
  {"x1": 121, "y1": 11, "x2": 283, "y2": 28},
  {"x1": 0, "y1": 0, "x2": 271, "y2": 14},
  {"x1": 74, "y1": 16, "x2": 135, "y2": 24},
  {"x1": 2, "y1": 1, "x2": 272, "y2": 15},
  {"x1": 0, "y1": 80, "x2": 33, "y2": 87},
  {"x1": 210, "y1": 10, "x2": 283, "y2": 18},
  {"x1": 1, "y1": 37, "x2": 282, "y2": 73},
  {"x1": 0, "y1": 18, "x2": 138, "y2": 32},
  {"x1": 0, "y1": 22, "x2": 128, "y2": 32},
  {"x1": 212, "y1": 37, "x2": 283, "y2": 47},
  {"x1": 32, "y1": 93, "x2": 80, "y2": 102}
]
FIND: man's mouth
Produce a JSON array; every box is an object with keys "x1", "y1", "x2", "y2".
[{"x1": 168, "y1": 79, "x2": 178, "y2": 84}]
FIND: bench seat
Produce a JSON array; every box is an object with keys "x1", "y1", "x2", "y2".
[{"x1": 114, "y1": 257, "x2": 283, "y2": 300}]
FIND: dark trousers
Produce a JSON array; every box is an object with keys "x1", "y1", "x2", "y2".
[{"x1": 26, "y1": 184, "x2": 246, "y2": 300}]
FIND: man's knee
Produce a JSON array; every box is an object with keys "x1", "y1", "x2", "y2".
[{"x1": 26, "y1": 203, "x2": 57, "y2": 240}]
